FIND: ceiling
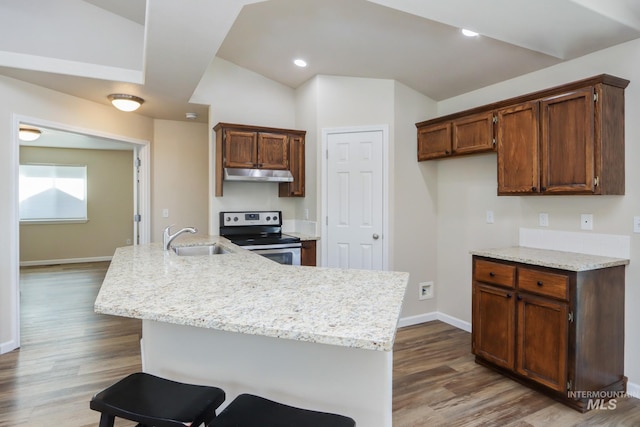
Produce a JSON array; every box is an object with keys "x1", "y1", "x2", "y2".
[{"x1": 1, "y1": 0, "x2": 639, "y2": 126}]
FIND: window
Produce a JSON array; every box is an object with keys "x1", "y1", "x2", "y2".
[{"x1": 19, "y1": 164, "x2": 88, "y2": 222}]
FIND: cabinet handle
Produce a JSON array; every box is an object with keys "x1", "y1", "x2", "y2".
[
  {"x1": 541, "y1": 187, "x2": 547, "y2": 192},
  {"x1": 445, "y1": 150, "x2": 450, "y2": 155},
  {"x1": 537, "y1": 281, "x2": 543, "y2": 286},
  {"x1": 506, "y1": 293, "x2": 512, "y2": 298},
  {"x1": 517, "y1": 294, "x2": 523, "y2": 301},
  {"x1": 531, "y1": 186, "x2": 537, "y2": 191},
  {"x1": 489, "y1": 272, "x2": 495, "y2": 277}
]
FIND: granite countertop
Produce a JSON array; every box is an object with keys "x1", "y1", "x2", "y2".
[
  {"x1": 470, "y1": 246, "x2": 629, "y2": 271},
  {"x1": 283, "y1": 232, "x2": 319, "y2": 241},
  {"x1": 94, "y1": 237, "x2": 408, "y2": 351}
]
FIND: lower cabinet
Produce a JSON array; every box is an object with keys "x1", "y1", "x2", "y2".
[
  {"x1": 301, "y1": 240, "x2": 317, "y2": 266},
  {"x1": 472, "y1": 256, "x2": 626, "y2": 412}
]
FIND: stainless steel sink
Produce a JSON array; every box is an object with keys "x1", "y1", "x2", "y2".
[{"x1": 172, "y1": 244, "x2": 232, "y2": 256}]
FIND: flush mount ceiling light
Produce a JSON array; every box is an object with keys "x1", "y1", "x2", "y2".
[
  {"x1": 19, "y1": 126, "x2": 42, "y2": 142},
  {"x1": 108, "y1": 94, "x2": 145, "y2": 112},
  {"x1": 293, "y1": 58, "x2": 308, "y2": 68},
  {"x1": 461, "y1": 29, "x2": 479, "y2": 37}
]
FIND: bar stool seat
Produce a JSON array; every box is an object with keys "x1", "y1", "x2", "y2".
[
  {"x1": 210, "y1": 393, "x2": 355, "y2": 427},
  {"x1": 90, "y1": 372, "x2": 225, "y2": 427}
]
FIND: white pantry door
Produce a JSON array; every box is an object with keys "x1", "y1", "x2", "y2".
[{"x1": 326, "y1": 129, "x2": 384, "y2": 270}]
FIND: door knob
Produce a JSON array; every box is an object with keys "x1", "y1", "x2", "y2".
[{"x1": 372, "y1": 233, "x2": 380, "y2": 240}]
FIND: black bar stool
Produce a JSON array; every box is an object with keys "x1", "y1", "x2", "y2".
[
  {"x1": 89, "y1": 372, "x2": 225, "y2": 427},
  {"x1": 210, "y1": 393, "x2": 356, "y2": 427}
]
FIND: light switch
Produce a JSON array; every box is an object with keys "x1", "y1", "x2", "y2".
[
  {"x1": 162, "y1": 208, "x2": 169, "y2": 218},
  {"x1": 634, "y1": 216, "x2": 640, "y2": 233}
]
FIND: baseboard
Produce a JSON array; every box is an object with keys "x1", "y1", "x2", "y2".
[
  {"x1": 398, "y1": 311, "x2": 471, "y2": 332},
  {"x1": 0, "y1": 339, "x2": 18, "y2": 355},
  {"x1": 20, "y1": 256, "x2": 112, "y2": 267},
  {"x1": 397, "y1": 312, "x2": 437, "y2": 328},
  {"x1": 627, "y1": 381, "x2": 640, "y2": 400}
]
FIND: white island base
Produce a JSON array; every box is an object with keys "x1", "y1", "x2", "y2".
[{"x1": 142, "y1": 320, "x2": 393, "y2": 427}]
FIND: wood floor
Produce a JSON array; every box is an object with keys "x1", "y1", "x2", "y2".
[{"x1": 1, "y1": 262, "x2": 639, "y2": 426}]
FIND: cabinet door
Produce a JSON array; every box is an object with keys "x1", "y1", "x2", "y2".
[
  {"x1": 452, "y1": 111, "x2": 495, "y2": 154},
  {"x1": 224, "y1": 130, "x2": 257, "y2": 168},
  {"x1": 301, "y1": 240, "x2": 316, "y2": 266},
  {"x1": 417, "y1": 122, "x2": 452, "y2": 160},
  {"x1": 257, "y1": 133, "x2": 289, "y2": 169},
  {"x1": 279, "y1": 134, "x2": 305, "y2": 197},
  {"x1": 516, "y1": 293, "x2": 568, "y2": 392},
  {"x1": 540, "y1": 87, "x2": 595, "y2": 194},
  {"x1": 472, "y1": 283, "x2": 515, "y2": 370},
  {"x1": 497, "y1": 101, "x2": 540, "y2": 194}
]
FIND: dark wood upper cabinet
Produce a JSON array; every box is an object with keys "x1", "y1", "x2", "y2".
[
  {"x1": 214, "y1": 123, "x2": 306, "y2": 197},
  {"x1": 223, "y1": 129, "x2": 258, "y2": 168},
  {"x1": 539, "y1": 87, "x2": 595, "y2": 194},
  {"x1": 417, "y1": 74, "x2": 629, "y2": 196},
  {"x1": 279, "y1": 134, "x2": 305, "y2": 197},
  {"x1": 496, "y1": 101, "x2": 540, "y2": 193},
  {"x1": 223, "y1": 129, "x2": 288, "y2": 170},
  {"x1": 417, "y1": 111, "x2": 494, "y2": 160}
]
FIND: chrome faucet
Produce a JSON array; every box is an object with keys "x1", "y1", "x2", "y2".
[{"x1": 163, "y1": 225, "x2": 197, "y2": 250}]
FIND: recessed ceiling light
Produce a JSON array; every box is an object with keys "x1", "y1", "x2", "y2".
[
  {"x1": 461, "y1": 29, "x2": 479, "y2": 37},
  {"x1": 293, "y1": 59, "x2": 308, "y2": 68}
]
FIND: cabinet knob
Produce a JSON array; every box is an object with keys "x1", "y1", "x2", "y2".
[
  {"x1": 531, "y1": 186, "x2": 537, "y2": 191},
  {"x1": 445, "y1": 150, "x2": 450, "y2": 155},
  {"x1": 506, "y1": 293, "x2": 512, "y2": 299},
  {"x1": 517, "y1": 294, "x2": 523, "y2": 301},
  {"x1": 489, "y1": 272, "x2": 495, "y2": 277},
  {"x1": 537, "y1": 281, "x2": 543, "y2": 286},
  {"x1": 541, "y1": 187, "x2": 547, "y2": 192}
]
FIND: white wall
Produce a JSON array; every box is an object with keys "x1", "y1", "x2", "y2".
[
  {"x1": 434, "y1": 38, "x2": 640, "y2": 387},
  {"x1": 0, "y1": 74, "x2": 153, "y2": 352},
  {"x1": 393, "y1": 81, "x2": 439, "y2": 317},
  {"x1": 193, "y1": 57, "x2": 300, "y2": 234}
]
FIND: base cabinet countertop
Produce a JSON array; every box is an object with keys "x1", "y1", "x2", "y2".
[
  {"x1": 95, "y1": 237, "x2": 408, "y2": 427},
  {"x1": 470, "y1": 246, "x2": 629, "y2": 412}
]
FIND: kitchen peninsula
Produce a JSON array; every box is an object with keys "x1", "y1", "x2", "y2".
[{"x1": 95, "y1": 237, "x2": 409, "y2": 427}]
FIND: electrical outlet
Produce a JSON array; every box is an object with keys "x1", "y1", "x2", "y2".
[
  {"x1": 581, "y1": 214, "x2": 593, "y2": 230},
  {"x1": 419, "y1": 282, "x2": 434, "y2": 300},
  {"x1": 162, "y1": 208, "x2": 169, "y2": 218},
  {"x1": 126, "y1": 238, "x2": 132, "y2": 245},
  {"x1": 486, "y1": 210, "x2": 494, "y2": 224},
  {"x1": 634, "y1": 216, "x2": 640, "y2": 233},
  {"x1": 539, "y1": 213, "x2": 549, "y2": 227}
]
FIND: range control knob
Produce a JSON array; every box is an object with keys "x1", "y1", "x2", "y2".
[
  {"x1": 266, "y1": 216, "x2": 271, "y2": 221},
  {"x1": 273, "y1": 215, "x2": 278, "y2": 221},
  {"x1": 233, "y1": 216, "x2": 239, "y2": 222},
  {"x1": 225, "y1": 216, "x2": 231, "y2": 222}
]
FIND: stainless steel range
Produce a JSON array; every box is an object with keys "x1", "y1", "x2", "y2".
[{"x1": 219, "y1": 211, "x2": 301, "y2": 265}]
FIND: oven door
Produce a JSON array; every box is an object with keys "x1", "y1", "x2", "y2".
[{"x1": 243, "y1": 244, "x2": 301, "y2": 266}]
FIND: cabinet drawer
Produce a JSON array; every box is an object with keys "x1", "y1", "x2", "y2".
[
  {"x1": 518, "y1": 268, "x2": 568, "y2": 300},
  {"x1": 474, "y1": 259, "x2": 515, "y2": 288}
]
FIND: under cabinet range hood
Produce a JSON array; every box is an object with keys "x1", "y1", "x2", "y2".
[{"x1": 224, "y1": 168, "x2": 294, "y2": 182}]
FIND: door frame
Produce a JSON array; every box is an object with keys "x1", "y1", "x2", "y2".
[
  {"x1": 321, "y1": 125, "x2": 390, "y2": 269},
  {"x1": 5, "y1": 114, "x2": 150, "y2": 353}
]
